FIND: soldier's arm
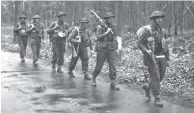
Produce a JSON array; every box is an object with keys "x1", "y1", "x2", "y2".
[
  {"x1": 137, "y1": 29, "x2": 150, "y2": 54},
  {"x1": 65, "y1": 23, "x2": 70, "y2": 36},
  {"x1": 41, "y1": 25, "x2": 44, "y2": 39},
  {"x1": 66, "y1": 23, "x2": 69, "y2": 30},
  {"x1": 87, "y1": 30, "x2": 93, "y2": 50},
  {"x1": 68, "y1": 29, "x2": 78, "y2": 44},
  {"x1": 165, "y1": 49, "x2": 170, "y2": 60},
  {"x1": 47, "y1": 22, "x2": 56, "y2": 34},
  {"x1": 89, "y1": 39, "x2": 93, "y2": 50},
  {"x1": 14, "y1": 24, "x2": 21, "y2": 31},
  {"x1": 96, "y1": 26, "x2": 107, "y2": 40},
  {"x1": 26, "y1": 24, "x2": 34, "y2": 33}
]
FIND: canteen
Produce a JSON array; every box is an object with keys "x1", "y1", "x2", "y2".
[
  {"x1": 58, "y1": 31, "x2": 66, "y2": 38},
  {"x1": 21, "y1": 29, "x2": 26, "y2": 34}
]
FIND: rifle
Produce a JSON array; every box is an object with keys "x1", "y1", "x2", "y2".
[{"x1": 87, "y1": 9, "x2": 114, "y2": 34}]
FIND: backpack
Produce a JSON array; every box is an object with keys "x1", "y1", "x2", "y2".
[
  {"x1": 136, "y1": 25, "x2": 168, "y2": 53},
  {"x1": 136, "y1": 25, "x2": 152, "y2": 38}
]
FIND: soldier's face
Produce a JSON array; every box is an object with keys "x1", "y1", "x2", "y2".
[
  {"x1": 155, "y1": 17, "x2": 163, "y2": 25},
  {"x1": 58, "y1": 16, "x2": 65, "y2": 22},
  {"x1": 80, "y1": 23, "x2": 87, "y2": 29},
  {"x1": 20, "y1": 18, "x2": 26, "y2": 23},
  {"x1": 34, "y1": 19, "x2": 41, "y2": 23},
  {"x1": 107, "y1": 17, "x2": 114, "y2": 23}
]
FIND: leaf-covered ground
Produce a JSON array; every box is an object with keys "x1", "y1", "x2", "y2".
[{"x1": 1, "y1": 26, "x2": 194, "y2": 107}]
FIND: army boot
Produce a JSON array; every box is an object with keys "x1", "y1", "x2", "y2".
[
  {"x1": 110, "y1": 80, "x2": 119, "y2": 90},
  {"x1": 68, "y1": 71, "x2": 75, "y2": 78},
  {"x1": 142, "y1": 84, "x2": 151, "y2": 99},
  {"x1": 154, "y1": 97, "x2": 163, "y2": 107},
  {"x1": 57, "y1": 66, "x2": 63, "y2": 73},
  {"x1": 92, "y1": 76, "x2": 97, "y2": 87},
  {"x1": 33, "y1": 61, "x2": 38, "y2": 67},
  {"x1": 52, "y1": 64, "x2": 56, "y2": 72},
  {"x1": 84, "y1": 73, "x2": 91, "y2": 80},
  {"x1": 21, "y1": 57, "x2": 25, "y2": 62}
]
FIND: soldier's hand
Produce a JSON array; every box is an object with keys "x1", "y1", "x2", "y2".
[
  {"x1": 145, "y1": 49, "x2": 152, "y2": 57},
  {"x1": 54, "y1": 24, "x2": 59, "y2": 30},
  {"x1": 76, "y1": 36, "x2": 81, "y2": 43},
  {"x1": 116, "y1": 49, "x2": 121, "y2": 55},
  {"x1": 105, "y1": 28, "x2": 112, "y2": 34},
  {"x1": 166, "y1": 60, "x2": 170, "y2": 67},
  {"x1": 77, "y1": 39, "x2": 81, "y2": 43}
]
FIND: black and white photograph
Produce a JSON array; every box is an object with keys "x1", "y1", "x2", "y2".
[{"x1": 1, "y1": 0, "x2": 194, "y2": 113}]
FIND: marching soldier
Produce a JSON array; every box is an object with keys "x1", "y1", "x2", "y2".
[
  {"x1": 92, "y1": 12, "x2": 120, "y2": 90},
  {"x1": 14, "y1": 15, "x2": 28, "y2": 62},
  {"x1": 68, "y1": 17, "x2": 93, "y2": 80},
  {"x1": 137, "y1": 11, "x2": 170, "y2": 107},
  {"x1": 47, "y1": 12, "x2": 69, "y2": 73},
  {"x1": 26, "y1": 15, "x2": 44, "y2": 67}
]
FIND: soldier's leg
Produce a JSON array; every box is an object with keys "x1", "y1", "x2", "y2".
[
  {"x1": 158, "y1": 59, "x2": 167, "y2": 82},
  {"x1": 147, "y1": 59, "x2": 163, "y2": 107},
  {"x1": 80, "y1": 48, "x2": 90, "y2": 80},
  {"x1": 18, "y1": 37, "x2": 25, "y2": 62},
  {"x1": 147, "y1": 61, "x2": 160, "y2": 97},
  {"x1": 57, "y1": 51, "x2": 65, "y2": 73},
  {"x1": 92, "y1": 49, "x2": 107, "y2": 86},
  {"x1": 23, "y1": 37, "x2": 28, "y2": 57},
  {"x1": 142, "y1": 55, "x2": 151, "y2": 98},
  {"x1": 107, "y1": 50, "x2": 119, "y2": 90},
  {"x1": 36, "y1": 39, "x2": 41, "y2": 62},
  {"x1": 51, "y1": 40, "x2": 59, "y2": 71},
  {"x1": 57, "y1": 41, "x2": 66, "y2": 73},
  {"x1": 31, "y1": 43, "x2": 37, "y2": 64}
]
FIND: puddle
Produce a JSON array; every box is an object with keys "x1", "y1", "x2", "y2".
[{"x1": 34, "y1": 86, "x2": 46, "y2": 93}]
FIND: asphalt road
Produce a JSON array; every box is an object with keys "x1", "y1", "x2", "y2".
[{"x1": 1, "y1": 51, "x2": 194, "y2": 113}]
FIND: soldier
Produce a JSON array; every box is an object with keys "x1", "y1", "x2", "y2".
[
  {"x1": 26, "y1": 15, "x2": 44, "y2": 67},
  {"x1": 68, "y1": 17, "x2": 93, "y2": 80},
  {"x1": 47, "y1": 12, "x2": 69, "y2": 73},
  {"x1": 14, "y1": 15, "x2": 28, "y2": 62},
  {"x1": 92, "y1": 12, "x2": 119, "y2": 90},
  {"x1": 137, "y1": 11, "x2": 170, "y2": 107}
]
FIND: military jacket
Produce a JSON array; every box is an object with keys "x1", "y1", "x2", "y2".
[
  {"x1": 96, "y1": 24, "x2": 117, "y2": 50},
  {"x1": 47, "y1": 21, "x2": 69, "y2": 40},
  {"x1": 68, "y1": 27, "x2": 93, "y2": 50},
  {"x1": 137, "y1": 22, "x2": 170, "y2": 60}
]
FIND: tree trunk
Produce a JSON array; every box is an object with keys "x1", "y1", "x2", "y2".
[
  {"x1": 168, "y1": 1, "x2": 173, "y2": 35},
  {"x1": 115, "y1": 1, "x2": 123, "y2": 36},
  {"x1": 173, "y1": 1, "x2": 178, "y2": 36},
  {"x1": 13, "y1": 1, "x2": 20, "y2": 44},
  {"x1": 180, "y1": 1, "x2": 184, "y2": 35}
]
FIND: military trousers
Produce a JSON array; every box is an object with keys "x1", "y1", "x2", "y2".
[
  {"x1": 51, "y1": 39, "x2": 66, "y2": 66},
  {"x1": 18, "y1": 36, "x2": 28, "y2": 59},
  {"x1": 30, "y1": 38, "x2": 41, "y2": 64},
  {"x1": 144, "y1": 54, "x2": 167, "y2": 98},
  {"x1": 68, "y1": 44, "x2": 89, "y2": 74},
  {"x1": 93, "y1": 47, "x2": 117, "y2": 81}
]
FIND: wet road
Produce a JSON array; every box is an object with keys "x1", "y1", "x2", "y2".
[{"x1": 1, "y1": 51, "x2": 194, "y2": 113}]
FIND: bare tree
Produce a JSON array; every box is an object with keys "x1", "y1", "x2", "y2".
[
  {"x1": 13, "y1": 1, "x2": 20, "y2": 44},
  {"x1": 180, "y1": 1, "x2": 184, "y2": 35},
  {"x1": 116, "y1": 1, "x2": 123, "y2": 36}
]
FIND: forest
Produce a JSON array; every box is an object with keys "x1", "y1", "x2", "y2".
[{"x1": 1, "y1": 1, "x2": 194, "y2": 35}]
